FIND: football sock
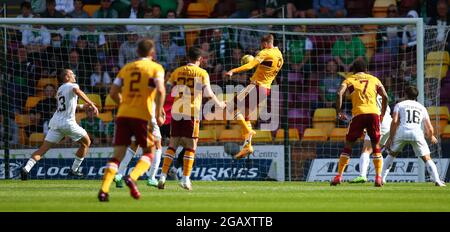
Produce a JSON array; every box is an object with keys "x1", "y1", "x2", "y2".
[
  {"x1": 116, "y1": 147, "x2": 135, "y2": 179},
  {"x1": 161, "y1": 147, "x2": 176, "y2": 175},
  {"x1": 236, "y1": 113, "x2": 252, "y2": 137},
  {"x1": 382, "y1": 154, "x2": 395, "y2": 182},
  {"x1": 359, "y1": 152, "x2": 370, "y2": 178},
  {"x1": 71, "y1": 157, "x2": 84, "y2": 172},
  {"x1": 372, "y1": 152, "x2": 383, "y2": 176},
  {"x1": 183, "y1": 149, "x2": 195, "y2": 177},
  {"x1": 426, "y1": 160, "x2": 440, "y2": 182},
  {"x1": 148, "y1": 148, "x2": 162, "y2": 180},
  {"x1": 130, "y1": 153, "x2": 154, "y2": 181},
  {"x1": 337, "y1": 148, "x2": 351, "y2": 176},
  {"x1": 101, "y1": 159, "x2": 119, "y2": 193},
  {"x1": 24, "y1": 158, "x2": 37, "y2": 172}
]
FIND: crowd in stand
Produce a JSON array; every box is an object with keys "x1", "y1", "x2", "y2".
[{"x1": 1, "y1": 0, "x2": 450, "y2": 147}]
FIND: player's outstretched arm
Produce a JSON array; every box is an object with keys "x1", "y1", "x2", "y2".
[
  {"x1": 225, "y1": 59, "x2": 260, "y2": 77},
  {"x1": 335, "y1": 83, "x2": 348, "y2": 121},
  {"x1": 73, "y1": 87, "x2": 99, "y2": 115},
  {"x1": 203, "y1": 84, "x2": 226, "y2": 109}
]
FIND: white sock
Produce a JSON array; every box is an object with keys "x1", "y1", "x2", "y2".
[
  {"x1": 24, "y1": 158, "x2": 37, "y2": 172},
  {"x1": 71, "y1": 157, "x2": 84, "y2": 172},
  {"x1": 148, "y1": 148, "x2": 162, "y2": 180},
  {"x1": 359, "y1": 152, "x2": 370, "y2": 178},
  {"x1": 117, "y1": 147, "x2": 135, "y2": 177},
  {"x1": 426, "y1": 160, "x2": 441, "y2": 182},
  {"x1": 382, "y1": 154, "x2": 395, "y2": 183}
]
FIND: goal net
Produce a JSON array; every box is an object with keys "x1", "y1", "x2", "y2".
[{"x1": 0, "y1": 18, "x2": 448, "y2": 182}]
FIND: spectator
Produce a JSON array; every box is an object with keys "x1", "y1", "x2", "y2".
[
  {"x1": 75, "y1": 35, "x2": 98, "y2": 80},
  {"x1": 120, "y1": 0, "x2": 145, "y2": 32},
  {"x1": 11, "y1": 46, "x2": 37, "y2": 113},
  {"x1": 331, "y1": 26, "x2": 366, "y2": 72},
  {"x1": 104, "y1": 113, "x2": 115, "y2": 144},
  {"x1": 80, "y1": 109, "x2": 104, "y2": 145},
  {"x1": 29, "y1": 84, "x2": 58, "y2": 134},
  {"x1": 210, "y1": 0, "x2": 236, "y2": 18},
  {"x1": 286, "y1": 0, "x2": 315, "y2": 18},
  {"x1": 55, "y1": 0, "x2": 74, "y2": 15},
  {"x1": 21, "y1": 18, "x2": 51, "y2": 54},
  {"x1": 238, "y1": 9, "x2": 264, "y2": 54},
  {"x1": 118, "y1": 33, "x2": 138, "y2": 68},
  {"x1": 137, "y1": 8, "x2": 161, "y2": 43},
  {"x1": 319, "y1": 60, "x2": 342, "y2": 108},
  {"x1": 156, "y1": 32, "x2": 185, "y2": 70},
  {"x1": 0, "y1": 113, "x2": 19, "y2": 146},
  {"x1": 151, "y1": 4, "x2": 162, "y2": 18},
  {"x1": 210, "y1": 28, "x2": 233, "y2": 67},
  {"x1": 17, "y1": 2, "x2": 34, "y2": 33},
  {"x1": 84, "y1": 25, "x2": 106, "y2": 49},
  {"x1": 401, "y1": 10, "x2": 418, "y2": 63},
  {"x1": 161, "y1": 10, "x2": 186, "y2": 47},
  {"x1": 94, "y1": 0, "x2": 119, "y2": 31},
  {"x1": 313, "y1": 0, "x2": 346, "y2": 18},
  {"x1": 230, "y1": 0, "x2": 257, "y2": 18},
  {"x1": 146, "y1": 0, "x2": 184, "y2": 17},
  {"x1": 89, "y1": 62, "x2": 111, "y2": 98},
  {"x1": 41, "y1": 0, "x2": 65, "y2": 30},
  {"x1": 68, "y1": 49, "x2": 88, "y2": 90},
  {"x1": 44, "y1": 33, "x2": 69, "y2": 76},
  {"x1": 428, "y1": 0, "x2": 450, "y2": 51},
  {"x1": 70, "y1": 0, "x2": 89, "y2": 18},
  {"x1": 378, "y1": 4, "x2": 402, "y2": 55},
  {"x1": 28, "y1": 0, "x2": 47, "y2": 14},
  {"x1": 287, "y1": 25, "x2": 313, "y2": 74}
]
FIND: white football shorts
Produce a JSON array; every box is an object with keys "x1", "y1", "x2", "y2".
[
  {"x1": 390, "y1": 136, "x2": 431, "y2": 157},
  {"x1": 45, "y1": 122, "x2": 88, "y2": 143}
]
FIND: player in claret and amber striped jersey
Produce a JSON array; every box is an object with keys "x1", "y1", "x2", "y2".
[
  {"x1": 331, "y1": 59, "x2": 389, "y2": 187},
  {"x1": 225, "y1": 34, "x2": 284, "y2": 160},
  {"x1": 98, "y1": 39, "x2": 166, "y2": 201}
]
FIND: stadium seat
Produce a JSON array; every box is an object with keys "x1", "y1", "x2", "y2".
[
  {"x1": 199, "y1": 129, "x2": 216, "y2": 143},
  {"x1": 218, "y1": 129, "x2": 242, "y2": 142},
  {"x1": 197, "y1": 0, "x2": 218, "y2": 14},
  {"x1": 275, "y1": 128, "x2": 300, "y2": 142},
  {"x1": 83, "y1": 4, "x2": 101, "y2": 17},
  {"x1": 25, "y1": 96, "x2": 45, "y2": 112},
  {"x1": 15, "y1": 114, "x2": 31, "y2": 127},
  {"x1": 98, "y1": 111, "x2": 113, "y2": 123},
  {"x1": 329, "y1": 128, "x2": 348, "y2": 141},
  {"x1": 312, "y1": 122, "x2": 336, "y2": 135},
  {"x1": 78, "y1": 94, "x2": 102, "y2": 110},
  {"x1": 302, "y1": 128, "x2": 328, "y2": 142},
  {"x1": 252, "y1": 130, "x2": 273, "y2": 143},
  {"x1": 425, "y1": 51, "x2": 449, "y2": 65},
  {"x1": 203, "y1": 124, "x2": 226, "y2": 140},
  {"x1": 372, "y1": 0, "x2": 396, "y2": 18},
  {"x1": 29, "y1": 133, "x2": 44, "y2": 146},
  {"x1": 427, "y1": 106, "x2": 449, "y2": 120},
  {"x1": 186, "y1": 3, "x2": 210, "y2": 18},
  {"x1": 441, "y1": 125, "x2": 450, "y2": 139},
  {"x1": 185, "y1": 30, "x2": 200, "y2": 50},
  {"x1": 313, "y1": 108, "x2": 337, "y2": 122},
  {"x1": 425, "y1": 65, "x2": 448, "y2": 79},
  {"x1": 103, "y1": 95, "x2": 118, "y2": 111},
  {"x1": 37, "y1": 78, "x2": 58, "y2": 90}
]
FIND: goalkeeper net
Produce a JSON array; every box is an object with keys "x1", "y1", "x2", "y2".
[{"x1": 0, "y1": 18, "x2": 448, "y2": 182}]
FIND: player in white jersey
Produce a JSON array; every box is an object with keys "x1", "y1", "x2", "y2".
[
  {"x1": 21, "y1": 69, "x2": 99, "y2": 180},
  {"x1": 113, "y1": 104, "x2": 163, "y2": 188},
  {"x1": 350, "y1": 95, "x2": 393, "y2": 183},
  {"x1": 383, "y1": 86, "x2": 445, "y2": 186}
]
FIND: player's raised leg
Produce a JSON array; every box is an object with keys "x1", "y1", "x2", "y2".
[{"x1": 21, "y1": 140, "x2": 55, "y2": 180}]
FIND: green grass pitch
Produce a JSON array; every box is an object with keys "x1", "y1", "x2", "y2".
[{"x1": 0, "y1": 180, "x2": 449, "y2": 212}]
